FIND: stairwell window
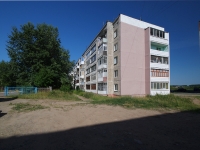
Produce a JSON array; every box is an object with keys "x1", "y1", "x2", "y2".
[
  {"x1": 114, "y1": 56, "x2": 118, "y2": 65},
  {"x1": 114, "y1": 43, "x2": 118, "y2": 51},
  {"x1": 114, "y1": 84, "x2": 118, "y2": 91},
  {"x1": 114, "y1": 70, "x2": 118, "y2": 77},
  {"x1": 114, "y1": 30, "x2": 117, "y2": 38}
]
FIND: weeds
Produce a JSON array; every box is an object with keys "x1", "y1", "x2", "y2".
[
  {"x1": 75, "y1": 91, "x2": 200, "y2": 112},
  {"x1": 10, "y1": 103, "x2": 47, "y2": 112},
  {"x1": 16, "y1": 90, "x2": 80, "y2": 101}
]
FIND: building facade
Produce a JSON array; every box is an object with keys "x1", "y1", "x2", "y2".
[{"x1": 73, "y1": 14, "x2": 170, "y2": 96}]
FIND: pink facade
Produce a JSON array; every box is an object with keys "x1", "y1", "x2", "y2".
[{"x1": 120, "y1": 22, "x2": 148, "y2": 96}]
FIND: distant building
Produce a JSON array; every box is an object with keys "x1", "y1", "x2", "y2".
[{"x1": 73, "y1": 14, "x2": 170, "y2": 96}]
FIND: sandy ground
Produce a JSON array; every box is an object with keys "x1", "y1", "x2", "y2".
[{"x1": 0, "y1": 97, "x2": 200, "y2": 150}]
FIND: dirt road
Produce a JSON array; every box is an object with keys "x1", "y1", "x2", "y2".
[{"x1": 0, "y1": 98, "x2": 200, "y2": 150}]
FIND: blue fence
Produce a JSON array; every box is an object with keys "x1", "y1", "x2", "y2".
[{"x1": 4, "y1": 87, "x2": 37, "y2": 96}]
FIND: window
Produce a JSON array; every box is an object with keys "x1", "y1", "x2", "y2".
[
  {"x1": 150, "y1": 28, "x2": 165, "y2": 39},
  {"x1": 98, "y1": 83, "x2": 107, "y2": 91},
  {"x1": 151, "y1": 82, "x2": 169, "y2": 89},
  {"x1": 114, "y1": 84, "x2": 118, "y2": 91},
  {"x1": 150, "y1": 28, "x2": 153, "y2": 35},
  {"x1": 151, "y1": 55, "x2": 168, "y2": 64},
  {"x1": 90, "y1": 54, "x2": 96, "y2": 63},
  {"x1": 91, "y1": 64, "x2": 96, "y2": 72},
  {"x1": 98, "y1": 56, "x2": 107, "y2": 65},
  {"x1": 86, "y1": 85, "x2": 90, "y2": 90},
  {"x1": 86, "y1": 76, "x2": 90, "y2": 82},
  {"x1": 91, "y1": 45, "x2": 96, "y2": 54},
  {"x1": 91, "y1": 74, "x2": 96, "y2": 81},
  {"x1": 91, "y1": 84, "x2": 96, "y2": 90},
  {"x1": 114, "y1": 43, "x2": 118, "y2": 51},
  {"x1": 86, "y1": 51, "x2": 90, "y2": 59},
  {"x1": 114, "y1": 56, "x2": 118, "y2": 65},
  {"x1": 114, "y1": 30, "x2": 117, "y2": 38},
  {"x1": 86, "y1": 60, "x2": 90, "y2": 66},
  {"x1": 151, "y1": 69, "x2": 169, "y2": 77},
  {"x1": 114, "y1": 70, "x2": 118, "y2": 77},
  {"x1": 86, "y1": 68, "x2": 90, "y2": 74}
]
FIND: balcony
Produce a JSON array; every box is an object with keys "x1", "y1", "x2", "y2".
[
  {"x1": 80, "y1": 75, "x2": 84, "y2": 79},
  {"x1": 99, "y1": 38, "x2": 107, "y2": 46},
  {"x1": 150, "y1": 35, "x2": 169, "y2": 45},
  {"x1": 150, "y1": 62, "x2": 169, "y2": 69},
  {"x1": 80, "y1": 60, "x2": 84, "y2": 65},
  {"x1": 80, "y1": 82, "x2": 85, "y2": 85},
  {"x1": 151, "y1": 77, "x2": 169, "y2": 82},
  {"x1": 98, "y1": 64, "x2": 107, "y2": 70},
  {"x1": 75, "y1": 82, "x2": 80, "y2": 86},
  {"x1": 98, "y1": 83, "x2": 107, "y2": 94},
  {"x1": 98, "y1": 72, "x2": 107, "y2": 82},
  {"x1": 150, "y1": 49, "x2": 169, "y2": 57}
]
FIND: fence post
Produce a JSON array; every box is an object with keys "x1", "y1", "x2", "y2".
[
  {"x1": 49, "y1": 86, "x2": 52, "y2": 92},
  {"x1": 35, "y1": 87, "x2": 38, "y2": 94},
  {"x1": 4, "y1": 86, "x2": 7, "y2": 96}
]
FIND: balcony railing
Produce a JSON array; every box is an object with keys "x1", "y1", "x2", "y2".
[
  {"x1": 98, "y1": 64, "x2": 107, "y2": 70},
  {"x1": 99, "y1": 38, "x2": 107, "y2": 46},
  {"x1": 151, "y1": 60, "x2": 168, "y2": 64}
]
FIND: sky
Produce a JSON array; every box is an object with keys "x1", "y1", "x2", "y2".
[{"x1": 0, "y1": 1, "x2": 200, "y2": 85}]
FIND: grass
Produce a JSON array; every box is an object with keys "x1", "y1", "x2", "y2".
[
  {"x1": 15, "y1": 90, "x2": 80, "y2": 101},
  {"x1": 10, "y1": 103, "x2": 47, "y2": 112},
  {"x1": 11, "y1": 90, "x2": 200, "y2": 112},
  {"x1": 74, "y1": 91, "x2": 200, "y2": 112},
  {"x1": 195, "y1": 96, "x2": 200, "y2": 100}
]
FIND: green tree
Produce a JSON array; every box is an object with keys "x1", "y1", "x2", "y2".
[
  {"x1": 6, "y1": 22, "x2": 73, "y2": 88},
  {"x1": 0, "y1": 61, "x2": 16, "y2": 87}
]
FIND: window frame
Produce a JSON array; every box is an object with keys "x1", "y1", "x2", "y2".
[
  {"x1": 114, "y1": 70, "x2": 118, "y2": 78},
  {"x1": 114, "y1": 43, "x2": 118, "y2": 51},
  {"x1": 114, "y1": 84, "x2": 118, "y2": 91},
  {"x1": 114, "y1": 30, "x2": 117, "y2": 38},
  {"x1": 114, "y1": 56, "x2": 118, "y2": 65}
]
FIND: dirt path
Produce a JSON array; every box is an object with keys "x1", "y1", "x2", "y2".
[{"x1": 0, "y1": 98, "x2": 200, "y2": 150}]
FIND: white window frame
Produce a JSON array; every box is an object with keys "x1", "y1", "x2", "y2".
[
  {"x1": 114, "y1": 30, "x2": 117, "y2": 38},
  {"x1": 114, "y1": 43, "x2": 118, "y2": 51},
  {"x1": 114, "y1": 84, "x2": 118, "y2": 91},
  {"x1": 114, "y1": 56, "x2": 118, "y2": 65}
]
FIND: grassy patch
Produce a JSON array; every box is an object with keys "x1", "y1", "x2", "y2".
[
  {"x1": 75, "y1": 91, "x2": 200, "y2": 112},
  {"x1": 194, "y1": 96, "x2": 200, "y2": 100},
  {"x1": 10, "y1": 103, "x2": 47, "y2": 112},
  {"x1": 73, "y1": 90, "x2": 110, "y2": 101},
  {"x1": 16, "y1": 90, "x2": 80, "y2": 101}
]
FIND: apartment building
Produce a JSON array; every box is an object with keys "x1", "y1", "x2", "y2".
[{"x1": 73, "y1": 14, "x2": 170, "y2": 96}]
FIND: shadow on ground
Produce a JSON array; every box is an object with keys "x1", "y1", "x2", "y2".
[
  {"x1": 0, "y1": 110, "x2": 200, "y2": 150},
  {"x1": 0, "y1": 110, "x2": 7, "y2": 118},
  {"x1": 0, "y1": 97, "x2": 17, "y2": 102}
]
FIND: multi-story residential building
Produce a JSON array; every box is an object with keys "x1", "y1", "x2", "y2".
[{"x1": 73, "y1": 14, "x2": 170, "y2": 96}]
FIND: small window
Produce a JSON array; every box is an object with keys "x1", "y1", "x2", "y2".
[
  {"x1": 114, "y1": 70, "x2": 118, "y2": 77},
  {"x1": 157, "y1": 30, "x2": 160, "y2": 37},
  {"x1": 114, "y1": 84, "x2": 118, "y2": 91},
  {"x1": 150, "y1": 28, "x2": 153, "y2": 35},
  {"x1": 114, "y1": 30, "x2": 117, "y2": 38},
  {"x1": 114, "y1": 43, "x2": 118, "y2": 51},
  {"x1": 114, "y1": 56, "x2": 118, "y2": 65}
]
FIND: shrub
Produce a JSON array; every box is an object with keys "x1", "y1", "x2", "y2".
[{"x1": 60, "y1": 84, "x2": 72, "y2": 92}]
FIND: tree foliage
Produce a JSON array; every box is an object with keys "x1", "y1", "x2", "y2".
[{"x1": 5, "y1": 22, "x2": 74, "y2": 88}]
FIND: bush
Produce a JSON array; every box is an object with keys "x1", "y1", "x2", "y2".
[
  {"x1": 76, "y1": 86, "x2": 80, "y2": 91},
  {"x1": 60, "y1": 84, "x2": 72, "y2": 92}
]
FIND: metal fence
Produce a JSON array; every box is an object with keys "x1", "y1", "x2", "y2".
[
  {"x1": 4, "y1": 87, "x2": 37, "y2": 96},
  {"x1": 37, "y1": 86, "x2": 52, "y2": 92},
  {"x1": 3, "y1": 86, "x2": 52, "y2": 96}
]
